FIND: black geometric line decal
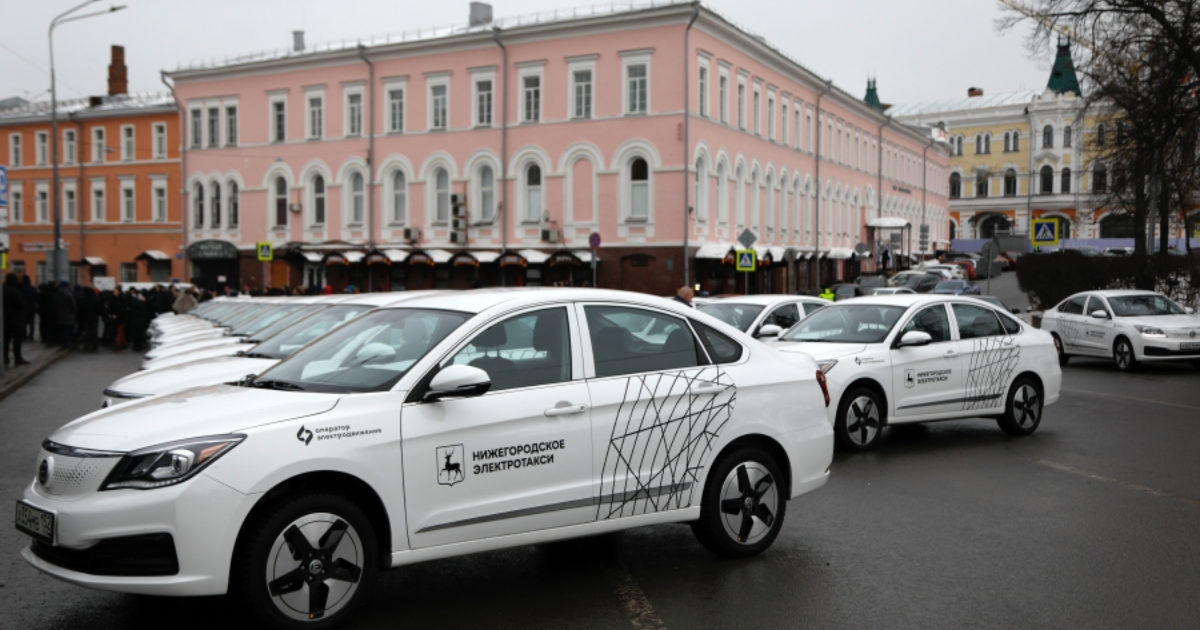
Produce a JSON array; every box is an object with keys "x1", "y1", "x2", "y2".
[
  {"x1": 962, "y1": 336, "x2": 1020, "y2": 411},
  {"x1": 597, "y1": 367, "x2": 735, "y2": 520},
  {"x1": 1056, "y1": 315, "x2": 1085, "y2": 348}
]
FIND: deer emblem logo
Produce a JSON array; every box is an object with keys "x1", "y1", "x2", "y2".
[{"x1": 436, "y1": 445, "x2": 465, "y2": 487}]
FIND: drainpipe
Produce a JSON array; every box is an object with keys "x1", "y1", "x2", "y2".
[
  {"x1": 357, "y1": 45, "x2": 376, "y2": 291},
  {"x1": 1025, "y1": 106, "x2": 1035, "y2": 239},
  {"x1": 812, "y1": 80, "x2": 832, "y2": 290},
  {"x1": 162, "y1": 70, "x2": 188, "y2": 281},
  {"x1": 682, "y1": 2, "x2": 700, "y2": 290},
  {"x1": 876, "y1": 115, "x2": 893, "y2": 268},
  {"x1": 920, "y1": 133, "x2": 936, "y2": 261},
  {"x1": 493, "y1": 28, "x2": 509, "y2": 269},
  {"x1": 69, "y1": 111, "x2": 85, "y2": 269}
]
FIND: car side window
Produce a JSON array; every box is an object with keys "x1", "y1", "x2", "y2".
[
  {"x1": 997, "y1": 312, "x2": 1022, "y2": 335},
  {"x1": 803, "y1": 301, "x2": 826, "y2": 316},
  {"x1": 449, "y1": 308, "x2": 571, "y2": 392},
  {"x1": 900, "y1": 304, "x2": 952, "y2": 342},
  {"x1": 693, "y1": 321, "x2": 744, "y2": 364},
  {"x1": 584, "y1": 305, "x2": 700, "y2": 378},
  {"x1": 1059, "y1": 296, "x2": 1086, "y2": 315},
  {"x1": 1084, "y1": 296, "x2": 1111, "y2": 317},
  {"x1": 762, "y1": 303, "x2": 801, "y2": 330},
  {"x1": 952, "y1": 303, "x2": 1005, "y2": 339}
]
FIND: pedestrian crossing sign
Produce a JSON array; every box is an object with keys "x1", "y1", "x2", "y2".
[
  {"x1": 256, "y1": 241, "x2": 274, "y2": 262},
  {"x1": 735, "y1": 248, "x2": 757, "y2": 272},
  {"x1": 1031, "y1": 219, "x2": 1060, "y2": 246}
]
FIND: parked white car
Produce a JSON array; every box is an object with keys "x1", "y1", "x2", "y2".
[
  {"x1": 698, "y1": 295, "x2": 829, "y2": 339},
  {"x1": 1039, "y1": 290, "x2": 1200, "y2": 371},
  {"x1": 19, "y1": 289, "x2": 833, "y2": 628},
  {"x1": 919, "y1": 264, "x2": 966, "y2": 281},
  {"x1": 769, "y1": 294, "x2": 1062, "y2": 451}
]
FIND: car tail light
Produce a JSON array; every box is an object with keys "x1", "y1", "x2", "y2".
[{"x1": 815, "y1": 370, "x2": 830, "y2": 407}]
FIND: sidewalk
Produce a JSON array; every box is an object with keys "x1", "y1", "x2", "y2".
[{"x1": 0, "y1": 341, "x2": 70, "y2": 403}]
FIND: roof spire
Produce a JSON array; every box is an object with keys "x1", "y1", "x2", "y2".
[
  {"x1": 1047, "y1": 36, "x2": 1082, "y2": 96},
  {"x1": 864, "y1": 77, "x2": 883, "y2": 111}
]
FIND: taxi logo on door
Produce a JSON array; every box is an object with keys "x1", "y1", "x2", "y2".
[
  {"x1": 904, "y1": 369, "x2": 916, "y2": 389},
  {"x1": 437, "y1": 444, "x2": 466, "y2": 487}
]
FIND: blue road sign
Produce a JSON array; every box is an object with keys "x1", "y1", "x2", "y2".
[{"x1": 1031, "y1": 219, "x2": 1060, "y2": 246}]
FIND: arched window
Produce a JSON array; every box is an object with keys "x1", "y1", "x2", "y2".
[
  {"x1": 228, "y1": 182, "x2": 239, "y2": 228},
  {"x1": 312, "y1": 175, "x2": 326, "y2": 225},
  {"x1": 949, "y1": 172, "x2": 961, "y2": 199},
  {"x1": 716, "y1": 163, "x2": 728, "y2": 223},
  {"x1": 1043, "y1": 125, "x2": 1054, "y2": 149},
  {"x1": 975, "y1": 174, "x2": 988, "y2": 198},
  {"x1": 1004, "y1": 169, "x2": 1017, "y2": 196},
  {"x1": 1099, "y1": 213, "x2": 1135, "y2": 238},
  {"x1": 629, "y1": 158, "x2": 649, "y2": 219},
  {"x1": 975, "y1": 134, "x2": 983, "y2": 155},
  {"x1": 1096, "y1": 123, "x2": 1107, "y2": 146},
  {"x1": 1093, "y1": 163, "x2": 1107, "y2": 192},
  {"x1": 1040, "y1": 165, "x2": 1054, "y2": 194},
  {"x1": 1061, "y1": 168, "x2": 1072, "y2": 194},
  {"x1": 435, "y1": 168, "x2": 451, "y2": 222},
  {"x1": 1011, "y1": 131, "x2": 1020, "y2": 152},
  {"x1": 524, "y1": 164, "x2": 542, "y2": 222},
  {"x1": 273, "y1": 177, "x2": 288, "y2": 227},
  {"x1": 1004, "y1": 132, "x2": 1011, "y2": 153},
  {"x1": 210, "y1": 182, "x2": 222, "y2": 228},
  {"x1": 780, "y1": 182, "x2": 789, "y2": 237},
  {"x1": 955, "y1": 135, "x2": 963, "y2": 156},
  {"x1": 764, "y1": 173, "x2": 774, "y2": 233},
  {"x1": 983, "y1": 133, "x2": 991, "y2": 154},
  {"x1": 694, "y1": 158, "x2": 707, "y2": 222},
  {"x1": 350, "y1": 173, "x2": 364, "y2": 224},
  {"x1": 193, "y1": 183, "x2": 204, "y2": 228},
  {"x1": 391, "y1": 171, "x2": 407, "y2": 223},
  {"x1": 735, "y1": 165, "x2": 745, "y2": 226},
  {"x1": 478, "y1": 165, "x2": 495, "y2": 222},
  {"x1": 1063, "y1": 126, "x2": 1072, "y2": 148}
]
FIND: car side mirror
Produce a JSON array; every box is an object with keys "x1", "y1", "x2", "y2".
[
  {"x1": 1090, "y1": 310, "x2": 1110, "y2": 319},
  {"x1": 897, "y1": 330, "x2": 933, "y2": 347},
  {"x1": 425, "y1": 365, "x2": 492, "y2": 401},
  {"x1": 1011, "y1": 308, "x2": 1020, "y2": 315},
  {"x1": 756, "y1": 324, "x2": 783, "y2": 338}
]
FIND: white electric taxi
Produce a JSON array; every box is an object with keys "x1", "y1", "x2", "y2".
[
  {"x1": 697, "y1": 295, "x2": 830, "y2": 340},
  {"x1": 1040, "y1": 290, "x2": 1200, "y2": 371},
  {"x1": 769, "y1": 294, "x2": 1062, "y2": 451},
  {"x1": 18, "y1": 289, "x2": 833, "y2": 628}
]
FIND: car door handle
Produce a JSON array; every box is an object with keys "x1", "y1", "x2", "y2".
[
  {"x1": 943, "y1": 350, "x2": 958, "y2": 358},
  {"x1": 544, "y1": 404, "x2": 587, "y2": 417},
  {"x1": 692, "y1": 385, "x2": 727, "y2": 395}
]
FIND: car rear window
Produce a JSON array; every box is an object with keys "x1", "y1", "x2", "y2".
[{"x1": 692, "y1": 321, "x2": 744, "y2": 365}]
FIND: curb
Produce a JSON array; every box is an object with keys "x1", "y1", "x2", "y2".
[{"x1": 0, "y1": 348, "x2": 70, "y2": 403}]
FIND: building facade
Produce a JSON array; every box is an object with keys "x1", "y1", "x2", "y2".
[
  {"x1": 169, "y1": 2, "x2": 949, "y2": 295},
  {"x1": 1, "y1": 47, "x2": 182, "y2": 285}
]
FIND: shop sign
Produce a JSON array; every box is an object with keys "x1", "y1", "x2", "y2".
[
  {"x1": 498, "y1": 253, "x2": 527, "y2": 268},
  {"x1": 366, "y1": 253, "x2": 390, "y2": 265},
  {"x1": 325, "y1": 254, "x2": 348, "y2": 266},
  {"x1": 549, "y1": 252, "x2": 580, "y2": 267},
  {"x1": 187, "y1": 239, "x2": 239, "y2": 260},
  {"x1": 409, "y1": 253, "x2": 434, "y2": 266},
  {"x1": 451, "y1": 254, "x2": 478, "y2": 267}
]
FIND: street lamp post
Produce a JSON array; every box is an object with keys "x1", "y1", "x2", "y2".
[{"x1": 49, "y1": 0, "x2": 127, "y2": 283}]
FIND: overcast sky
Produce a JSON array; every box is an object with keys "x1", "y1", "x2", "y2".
[{"x1": 2, "y1": 0, "x2": 1055, "y2": 106}]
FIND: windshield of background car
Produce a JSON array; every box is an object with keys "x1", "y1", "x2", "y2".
[
  {"x1": 859, "y1": 277, "x2": 886, "y2": 288},
  {"x1": 698, "y1": 302, "x2": 765, "y2": 332},
  {"x1": 888, "y1": 274, "x2": 922, "y2": 288},
  {"x1": 221, "y1": 305, "x2": 269, "y2": 328},
  {"x1": 249, "y1": 304, "x2": 374, "y2": 360},
  {"x1": 779, "y1": 304, "x2": 907, "y2": 343},
  {"x1": 254, "y1": 308, "x2": 470, "y2": 393},
  {"x1": 247, "y1": 304, "x2": 329, "y2": 342},
  {"x1": 1108, "y1": 295, "x2": 1186, "y2": 317},
  {"x1": 935, "y1": 281, "x2": 966, "y2": 291},
  {"x1": 231, "y1": 304, "x2": 304, "y2": 336},
  {"x1": 835, "y1": 286, "x2": 859, "y2": 299}
]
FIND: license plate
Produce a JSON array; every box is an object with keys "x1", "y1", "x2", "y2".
[
  {"x1": 1182, "y1": 342, "x2": 1200, "y2": 351},
  {"x1": 14, "y1": 501, "x2": 54, "y2": 544}
]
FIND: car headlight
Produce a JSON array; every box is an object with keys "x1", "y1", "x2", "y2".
[
  {"x1": 101, "y1": 435, "x2": 245, "y2": 490},
  {"x1": 1134, "y1": 325, "x2": 1166, "y2": 337},
  {"x1": 816, "y1": 359, "x2": 838, "y2": 374}
]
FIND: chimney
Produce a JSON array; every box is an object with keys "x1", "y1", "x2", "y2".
[
  {"x1": 967, "y1": 86, "x2": 984, "y2": 98},
  {"x1": 469, "y1": 2, "x2": 493, "y2": 27},
  {"x1": 293, "y1": 30, "x2": 305, "y2": 52},
  {"x1": 107, "y1": 45, "x2": 127, "y2": 96}
]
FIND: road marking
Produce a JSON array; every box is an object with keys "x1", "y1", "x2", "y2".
[
  {"x1": 608, "y1": 567, "x2": 666, "y2": 629},
  {"x1": 1032, "y1": 459, "x2": 1200, "y2": 509},
  {"x1": 1062, "y1": 388, "x2": 1200, "y2": 413}
]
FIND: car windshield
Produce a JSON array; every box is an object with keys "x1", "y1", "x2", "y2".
[
  {"x1": 221, "y1": 305, "x2": 269, "y2": 328},
  {"x1": 1108, "y1": 295, "x2": 1186, "y2": 317},
  {"x1": 231, "y1": 304, "x2": 304, "y2": 336},
  {"x1": 858, "y1": 277, "x2": 886, "y2": 288},
  {"x1": 247, "y1": 304, "x2": 330, "y2": 342},
  {"x1": 779, "y1": 304, "x2": 907, "y2": 343},
  {"x1": 835, "y1": 286, "x2": 858, "y2": 298},
  {"x1": 935, "y1": 281, "x2": 966, "y2": 291},
  {"x1": 253, "y1": 308, "x2": 470, "y2": 393},
  {"x1": 888, "y1": 274, "x2": 921, "y2": 287},
  {"x1": 698, "y1": 302, "x2": 765, "y2": 332},
  {"x1": 247, "y1": 304, "x2": 376, "y2": 360},
  {"x1": 975, "y1": 296, "x2": 1006, "y2": 309}
]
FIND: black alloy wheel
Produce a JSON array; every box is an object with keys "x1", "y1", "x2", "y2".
[
  {"x1": 691, "y1": 447, "x2": 786, "y2": 559},
  {"x1": 997, "y1": 376, "x2": 1043, "y2": 436},
  {"x1": 835, "y1": 386, "x2": 884, "y2": 451},
  {"x1": 1052, "y1": 334, "x2": 1070, "y2": 366},
  {"x1": 1113, "y1": 338, "x2": 1137, "y2": 372}
]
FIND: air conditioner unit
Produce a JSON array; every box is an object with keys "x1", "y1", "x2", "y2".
[
  {"x1": 540, "y1": 228, "x2": 560, "y2": 243},
  {"x1": 288, "y1": 203, "x2": 302, "y2": 213},
  {"x1": 449, "y1": 231, "x2": 468, "y2": 244},
  {"x1": 402, "y1": 227, "x2": 422, "y2": 242},
  {"x1": 451, "y1": 194, "x2": 467, "y2": 218},
  {"x1": 451, "y1": 218, "x2": 468, "y2": 231}
]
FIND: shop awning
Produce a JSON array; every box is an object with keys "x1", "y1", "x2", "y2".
[
  {"x1": 449, "y1": 251, "x2": 502, "y2": 267},
  {"x1": 573, "y1": 250, "x2": 599, "y2": 264},
  {"x1": 83, "y1": 256, "x2": 106, "y2": 266},
  {"x1": 343, "y1": 251, "x2": 366, "y2": 264},
  {"x1": 299, "y1": 252, "x2": 324, "y2": 263},
  {"x1": 474, "y1": 251, "x2": 500, "y2": 264},
  {"x1": 517, "y1": 249, "x2": 550, "y2": 265},
  {"x1": 135, "y1": 250, "x2": 170, "y2": 261},
  {"x1": 867, "y1": 217, "x2": 911, "y2": 229},
  {"x1": 324, "y1": 251, "x2": 366, "y2": 265},
  {"x1": 695, "y1": 243, "x2": 736, "y2": 259},
  {"x1": 828, "y1": 248, "x2": 855, "y2": 260}
]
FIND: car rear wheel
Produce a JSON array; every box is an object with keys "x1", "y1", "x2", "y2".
[
  {"x1": 834, "y1": 387, "x2": 885, "y2": 451},
  {"x1": 1052, "y1": 334, "x2": 1070, "y2": 366},
  {"x1": 690, "y1": 447, "x2": 786, "y2": 559},
  {"x1": 1113, "y1": 338, "x2": 1137, "y2": 372},
  {"x1": 235, "y1": 492, "x2": 377, "y2": 629},
  {"x1": 997, "y1": 376, "x2": 1043, "y2": 436}
]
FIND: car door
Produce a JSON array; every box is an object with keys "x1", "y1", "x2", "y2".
[
  {"x1": 757, "y1": 302, "x2": 801, "y2": 336},
  {"x1": 578, "y1": 303, "x2": 735, "y2": 523},
  {"x1": 891, "y1": 303, "x2": 965, "y2": 418},
  {"x1": 951, "y1": 303, "x2": 1019, "y2": 413},
  {"x1": 1080, "y1": 295, "x2": 1115, "y2": 355},
  {"x1": 1054, "y1": 295, "x2": 1090, "y2": 354},
  {"x1": 401, "y1": 305, "x2": 594, "y2": 549},
  {"x1": 917, "y1": 276, "x2": 940, "y2": 293}
]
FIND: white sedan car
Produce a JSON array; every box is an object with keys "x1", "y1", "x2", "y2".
[
  {"x1": 18, "y1": 289, "x2": 833, "y2": 627},
  {"x1": 1040, "y1": 290, "x2": 1200, "y2": 371},
  {"x1": 698, "y1": 295, "x2": 829, "y2": 340},
  {"x1": 769, "y1": 294, "x2": 1062, "y2": 451}
]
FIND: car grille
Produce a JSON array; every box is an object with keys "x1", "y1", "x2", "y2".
[
  {"x1": 35, "y1": 450, "x2": 122, "y2": 501},
  {"x1": 1165, "y1": 329, "x2": 1200, "y2": 340}
]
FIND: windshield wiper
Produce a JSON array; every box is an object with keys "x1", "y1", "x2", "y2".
[
  {"x1": 237, "y1": 351, "x2": 276, "y2": 359},
  {"x1": 250, "y1": 379, "x2": 305, "y2": 391}
]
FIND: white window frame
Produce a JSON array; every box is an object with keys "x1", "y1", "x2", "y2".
[
  {"x1": 309, "y1": 174, "x2": 327, "y2": 227},
  {"x1": 346, "y1": 170, "x2": 366, "y2": 225},
  {"x1": 474, "y1": 162, "x2": 498, "y2": 223},
  {"x1": 780, "y1": 97, "x2": 789, "y2": 147},
  {"x1": 206, "y1": 106, "x2": 220, "y2": 148},
  {"x1": 89, "y1": 178, "x2": 105, "y2": 223},
  {"x1": 62, "y1": 180, "x2": 77, "y2": 222},
  {"x1": 343, "y1": 83, "x2": 365, "y2": 137},
  {"x1": 121, "y1": 124, "x2": 136, "y2": 161},
  {"x1": 716, "y1": 163, "x2": 728, "y2": 223},
  {"x1": 697, "y1": 55, "x2": 710, "y2": 118},
  {"x1": 386, "y1": 168, "x2": 408, "y2": 224},
  {"x1": 752, "y1": 82, "x2": 762, "y2": 136},
  {"x1": 63, "y1": 129, "x2": 76, "y2": 165},
  {"x1": 621, "y1": 50, "x2": 651, "y2": 116},
  {"x1": 92, "y1": 127, "x2": 106, "y2": 164},
  {"x1": 383, "y1": 78, "x2": 406, "y2": 134},
  {"x1": 35, "y1": 131, "x2": 48, "y2": 166},
  {"x1": 620, "y1": 154, "x2": 654, "y2": 223},
  {"x1": 268, "y1": 92, "x2": 287, "y2": 143},
  {"x1": 736, "y1": 74, "x2": 748, "y2": 130},
  {"x1": 471, "y1": 69, "x2": 496, "y2": 127},
  {"x1": 151, "y1": 175, "x2": 168, "y2": 223},
  {"x1": 189, "y1": 106, "x2": 202, "y2": 148},
  {"x1": 9, "y1": 183, "x2": 22, "y2": 222},
  {"x1": 519, "y1": 161, "x2": 544, "y2": 223},
  {"x1": 426, "y1": 72, "x2": 450, "y2": 131},
  {"x1": 805, "y1": 107, "x2": 814, "y2": 152},
  {"x1": 224, "y1": 104, "x2": 238, "y2": 147},
  {"x1": 518, "y1": 63, "x2": 544, "y2": 124},
  {"x1": 568, "y1": 56, "x2": 596, "y2": 120},
  {"x1": 305, "y1": 88, "x2": 325, "y2": 140},
  {"x1": 431, "y1": 166, "x2": 451, "y2": 223},
  {"x1": 227, "y1": 180, "x2": 240, "y2": 229},
  {"x1": 767, "y1": 89, "x2": 776, "y2": 141},
  {"x1": 119, "y1": 177, "x2": 136, "y2": 223},
  {"x1": 8, "y1": 133, "x2": 21, "y2": 167},
  {"x1": 152, "y1": 123, "x2": 167, "y2": 159},
  {"x1": 718, "y1": 65, "x2": 730, "y2": 124}
]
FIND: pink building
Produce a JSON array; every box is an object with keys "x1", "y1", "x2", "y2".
[{"x1": 168, "y1": 2, "x2": 949, "y2": 295}]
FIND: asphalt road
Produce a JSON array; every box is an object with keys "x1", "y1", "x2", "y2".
[{"x1": 2, "y1": 329, "x2": 1198, "y2": 629}]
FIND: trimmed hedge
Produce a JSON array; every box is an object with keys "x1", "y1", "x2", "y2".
[{"x1": 1017, "y1": 252, "x2": 1200, "y2": 310}]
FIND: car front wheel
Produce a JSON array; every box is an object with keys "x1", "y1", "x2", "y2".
[
  {"x1": 997, "y1": 376, "x2": 1043, "y2": 436},
  {"x1": 235, "y1": 492, "x2": 378, "y2": 629},
  {"x1": 690, "y1": 447, "x2": 786, "y2": 559},
  {"x1": 1052, "y1": 334, "x2": 1070, "y2": 366},
  {"x1": 1113, "y1": 338, "x2": 1137, "y2": 372},
  {"x1": 834, "y1": 387, "x2": 885, "y2": 451}
]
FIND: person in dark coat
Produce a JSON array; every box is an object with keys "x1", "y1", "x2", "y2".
[
  {"x1": 77, "y1": 286, "x2": 100, "y2": 352},
  {"x1": 4, "y1": 273, "x2": 29, "y2": 365},
  {"x1": 38, "y1": 282, "x2": 56, "y2": 345},
  {"x1": 109, "y1": 287, "x2": 130, "y2": 350},
  {"x1": 20, "y1": 275, "x2": 38, "y2": 340},
  {"x1": 98, "y1": 288, "x2": 115, "y2": 346},
  {"x1": 127, "y1": 290, "x2": 150, "y2": 352},
  {"x1": 54, "y1": 281, "x2": 77, "y2": 348}
]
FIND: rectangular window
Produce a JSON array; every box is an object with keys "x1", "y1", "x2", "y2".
[
  {"x1": 190, "y1": 109, "x2": 201, "y2": 148},
  {"x1": 91, "y1": 186, "x2": 105, "y2": 222},
  {"x1": 122, "y1": 184, "x2": 135, "y2": 222},
  {"x1": 767, "y1": 94, "x2": 776, "y2": 140},
  {"x1": 64, "y1": 130, "x2": 76, "y2": 164},
  {"x1": 120, "y1": 263, "x2": 137, "y2": 283},
  {"x1": 36, "y1": 189, "x2": 48, "y2": 223},
  {"x1": 225, "y1": 107, "x2": 237, "y2": 146},
  {"x1": 626, "y1": 64, "x2": 647, "y2": 114},
  {"x1": 307, "y1": 96, "x2": 323, "y2": 139},
  {"x1": 64, "y1": 187, "x2": 76, "y2": 222},
  {"x1": 573, "y1": 70, "x2": 593, "y2": 119},
  {"x1": 523, "y1": 75, "x2": 541, "y2": 123},
  {"x1": 737, "y1": 82, "x2": 746, "y2": 129},
  {"x1": 806, "y1": 110, "x2": 813, "y2": 152},
  {"x1": 153, "y1": 123, "x2": 167, "y2": 158},
  {"x1": 347, "y1": 93, "x2": 362, "y2": 136},
  {"x1": 122, "y1": 126, "x2": 135, "y2": 160},
  {"x1": 153, "y1": 185, "x2": 167, "y2": 222},
  {"x1": 36, "y1": 132, "x2": 48, "y2": 165},
  {"x1": 388, "y1": 88, "x2": 404, "y2": 132},
  {"x1": 475, "y1": 80, "x2": 493, "y2": 126},
  {"x1": 719, "y1": 74, "x2": 728, "y2": 123},
  {"x1": 698, "y1": 65, "x2": 708, "y2": 117},
  {"x1": 431, "y1": 85, "x2": 447, "y2": 130},
  {"x1": 9, "y1": 134, "x2": 20, "y2": 167},
  {"x1": 793, "y1": 107, "x2": 800, "y2": 148},
  {"x1": 92, "y1": 128, "x2": 105, "y2": 163},
  {"x1": 272, "y1": 100, "x2": 286, "y2": 142},
  {"x1": 781, "y1": 101, "x2": 788, "y2": 146},
  {"x1": 207, "y1": 107, "x2": 219, "y2": 147},
  {"x1": 753, "y1": 87, "x2": 761, "y2": 135},
  {"x1": 10, "y1": 190, "x2": 20, "y2": 222}
]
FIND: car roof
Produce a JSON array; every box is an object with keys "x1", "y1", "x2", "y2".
[
  {"x1": 704, "y1": 294, "x2": 821, "y2": 306},
  {"x1": 1080, "y1": 289, "x2": 1162, "y2": 298},
  {"x1": 813, "y1": 294, "x2": 991, "y2": 307},
  {"x1": 339, "y1": 290, "x2": 445, "y2": 308},
  {"x1": 372, "y1": 287, "x2": 700, "y2": 315}
]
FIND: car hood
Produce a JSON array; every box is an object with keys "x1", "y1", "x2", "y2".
[
  {"x1": 144, "y1": 336, "x2": 243, "y2": 361},
  {"x1": 142, "y1": 344, "x2": 246, "y2": 371},
  {"x1": 154, "y1": 329, "x2": 231, "y2": 346},
  {"x1": 1116, "y1": 314, "x2": 1200, "y2": 330},
  {"x1": 768, "y1": 341, "x2": 868, "y2": 361},
  {"x1": 53, "y1": 385, "x2": 342, "y2": 452},
  {"x1": 109, "y1": 355, "x2": 277, "y2": 397}
]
